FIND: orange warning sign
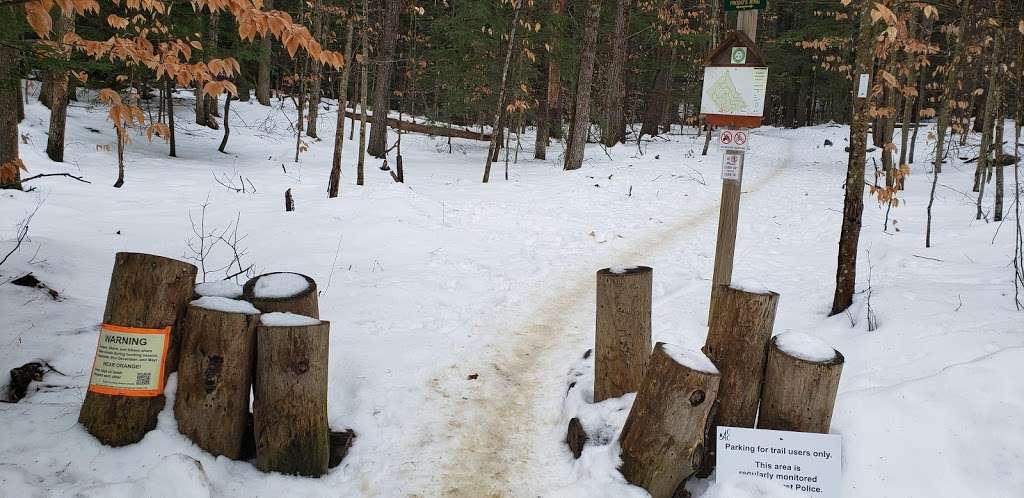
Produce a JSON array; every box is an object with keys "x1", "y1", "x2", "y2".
[{"x1": 87, "y1": 324, "x2": 171, "y2": 397}]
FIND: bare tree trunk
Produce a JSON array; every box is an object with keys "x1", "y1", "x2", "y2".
[
  {"x1": 482, "y1": 4, "x2": 522, "y2": 183},
  {"x1": 357, "y1": 0, "x2": 370, "y2": 186},
  {"x1": 256, "y1": 0, "x2": 273, "y2": 106},
  {"x1": 166, "y1": 79, "x2": 177, "y2": 157},
  {"x1": 563, "y1": 0, "x2": 602, "y2": 171},
  {"x1": 975, "y1": 27, "x2": 1004, "y2": 219},
  {"x1": 46, "y1": 13, "x2": 75, "y2": 163},
  {"x1": 831, "y1": 0, "x2": 877, "y2": 316},
  {"x1": 0, "y1": 45, "x2": 21, "y2": 190},
  {"x1": 367, "y1": 0, "x2": 401, "y2": 158},
  {"x1": 600, "y1": 0, "x2": 630, "y2": 147},
  {"x1": 534, "y1": 66, "x2": 549, "y2": 160},
  {"x1": 328, "y1": 20, "x2": 355, "y2": 198},
  {"x1": 640, "y1": 46, "x2": 673, "y2": 138},
  {"x1": 305, "y1": 1, "x2": 324, "y2": 139},
  {"x1": 218, "y1": 92, "x2": 231, "y2": 153},
  {"x1": 545, "y1": 0, "x2": 567, "y2": 141}
]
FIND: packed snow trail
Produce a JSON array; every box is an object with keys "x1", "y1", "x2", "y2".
[{"x1": 431, "y1": 138, "x2": 794, "y2": 497}]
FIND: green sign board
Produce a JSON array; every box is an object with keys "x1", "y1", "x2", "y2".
[
  {"x1": 724, "y1": 0, "x2": 767, "y2": 11},
  {"x1": 730, "y1": 47, "x2": 748, "y2": 65}
]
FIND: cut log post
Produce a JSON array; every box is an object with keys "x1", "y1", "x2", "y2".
[
  {"x1": 594, "y1": 266, "x2": 652, "y2": 402},
  {"x1": 757, "y1": 333, "x2": 844, "y2": 434},
  {"x1": 253, "y1": 317, "x2": 330, "y2": 476},
  {"x1": 78, "y1": 252, "x2": 197, "y2": 447},
  {"x1": 285, "y1": 188, "x2": 294, "y2": 212},
  {"x1": 174, "y1": 300, "x2": 261, "y2": 459},
  {"x1": 243, "y1": 272, "x2": 319, "y2": 318},
  {"x1": 698, "y1": 284, "x2": 778, "y2": 475},
  {"x1": 703, "y1": 284, "x2": 779, "y2": 427},
  {"x1": 619, "y1": 342, "x2": 720, "y2": 498}
]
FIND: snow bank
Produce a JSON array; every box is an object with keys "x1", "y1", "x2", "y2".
[
  {"x1": 774, "y1": 332, "x2": 836, "y2": 363},
  {"x1": 193, "y1": 280, "x2": 243, "y2": 299},
  {"x1": 662, "y1": 343, "x2": 719, "y2": 374},
  {"x1": 252, "y1": 273, "x2": 310, "y2": 298},
  {"x1": 261, "y1": 312, "x2": 320, "y2": 327},
  {"x1": 190, "y1": 296, "x2": 260, "y2": 315}
]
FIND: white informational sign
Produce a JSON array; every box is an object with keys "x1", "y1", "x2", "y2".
[
  {"x1": 857, "y1": 73, "x2": 870, "y2": 98},
  {"x1": 717, "y1": 426, "x2": 842, "y2": 498},
  {"x1": 700, "y1": 66, "x2": 769, "y2": 117},
  {"x1": 722, "y1": 150, "x2": 744, "y2": 181},
  {"x1": 719, "y1": 130, "x2": 749, "y2": 151}
]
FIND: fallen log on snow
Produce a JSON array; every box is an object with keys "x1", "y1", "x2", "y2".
[{"x1": 342, "y1": 110, "x2": 491, "y2": 142}]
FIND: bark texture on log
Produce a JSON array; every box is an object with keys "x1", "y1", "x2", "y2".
[
  {"x1": 253, "y1": 320, "x2": 330, "y2": 477},
  {"x1": 595, "y1": 266, "x2": 652, "y2": 402},
  {"x1": 619, "y1": 343, "x2": 720, "y2": 498},
  {"x1": 703, "y1": 285, "x2": 779, "y2": 429},
  {"x1": 242, "y1": 272, "x2": 319, "y2": 318},
  {"x1": 78, "y1": 252, "x2": 197, "y2": 447},
  {"x1": 174, "y1": 303, "x2": 260, "y2": 459},
  {"x1": 757, "y1": 336, "x2": 844, "y2": 434}
]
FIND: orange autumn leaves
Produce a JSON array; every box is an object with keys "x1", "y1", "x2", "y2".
[{"x1": 21, "y1": 0, "x2": 344, "y2": 155}]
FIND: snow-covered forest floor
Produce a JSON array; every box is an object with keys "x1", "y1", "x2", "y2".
[{"x1": 1, "y1": 90, "x2": 1021, "y2": 498}]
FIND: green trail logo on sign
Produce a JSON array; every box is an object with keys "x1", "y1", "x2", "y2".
[
  {"x1": 725, "y1": 0, "x2": 767, "y2": 11},
  {"x1": 731, "y1": 47, "x2": 748, "y2": 64}
]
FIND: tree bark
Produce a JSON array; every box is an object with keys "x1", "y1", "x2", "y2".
[
  {"x1": 243, "y1": 272, "x2": 319, "y2": 318},
  {"x1": 640, "y1": 47, "x2": 674, "y2": 138},
  {"x1": 218, "y1": 93, "x2": 231, "y2": 153},
  {"x1": 45, "y1": 13, "x2": 75, "y2": 163},
  {"x1": 757, "y1": 335, "x2": 844, "y2": 434},
  {"x1": 600, "y1": 0, "x2": 630, "y2": 147},
  {"x1": 329, "y1": 20, "x2": 356, "y2": 198},
  {"x1": 594, "y1": 267, "x2": 651, "y2": 402},
  {"x1": 367, "y1": 0, "x2": 402, "y2": 158},
  {"x1": 357, "y1": 4, "x2": 370, "y2": 186},
  {"x1": 974, "y1": 26, "x2": 1004, "y2": 219},
  {"x1": 166, "y1": 79, "x2": 177, "y2": 157},
  {"x1": 563, "y1": 0, "x2": 602, "y2": 171},
  {"x1": 253, "y1": 319, "x2": 330, "y2": 477},
  {"x1": 174, "y1": 302, "x2": 260, "y2": 459},
  {"x1": 78, "y1": 252, "x2": 197, "y2": 447},
  {"x1": 619, "y1": 342, "x2": 720, "y2": 498},
  {"x1": 700, "y1": 284, "x2": 779, "y2": 473},
  {"x1": 0, "y1": 45, "x2": 22, "y2": 190},
  {"x1": 256, "y1": 0, "x2": 274, "y2": 106},
  {"x1": 545, "y1": 0, "x2": 567, "y2": 140},
  {"x1": 831, "y1": 1, "x2": 877, "y2": 315},
  {"x1": 305, "y1": 1, "x2": 324, "y2": 139}
]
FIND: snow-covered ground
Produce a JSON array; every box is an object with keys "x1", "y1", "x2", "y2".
[{"x1": 1, "y1": 89, "x2": 1021, "y2": 498}]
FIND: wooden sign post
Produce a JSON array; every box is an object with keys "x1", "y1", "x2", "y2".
[{"x1": 701, "y1": 7, "x2": 767, "y2": 319}]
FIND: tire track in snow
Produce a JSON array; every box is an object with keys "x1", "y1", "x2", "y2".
[{"x1": 431, "y1": 140, "x2": 793, "y2": 497}]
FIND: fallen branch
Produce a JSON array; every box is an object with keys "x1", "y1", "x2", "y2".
[
  {"x1": 19, "y1": 172, "x2": 91, "y2": 184},
  {"x1": 342, "y1": 109, "x2": 491, "y2": 141}
]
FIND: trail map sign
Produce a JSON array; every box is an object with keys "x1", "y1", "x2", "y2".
[
  {"x1": 701, "y1": 31, "x2": 768, "y2": 128},
  {"x1": 717, "y1": 426, "x2": 843, "y2": 497},
  {"x1": 724, "y1": 0, "x2": 767, "y2": 11},
  {"x1": 701, "y1": 67, "x2": 769, "y2": 118}
]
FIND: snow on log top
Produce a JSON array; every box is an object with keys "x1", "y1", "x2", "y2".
[
  {"x1": 191, "y1": 296, "x2": 260, "y2": 315},
  {"x1": 260, "y1": 312, "x2": 320, "y2": 327},
  {"x1": 729, "y1": 279, "x2": 772, "y2": 295},
  {"x1": 608, "y1": 265, "x2": 639, "y2": 274},
  {"x1": 774, "y1": 332, "x2": 837, "y2": 363},
  {"x1": 194, "y1": 280, "x2": 244, "y2": 299},
  {"x1": 661, "y1": 343, "x2": 719, "y2": 374},
  {"x1": 252, "y1": 273, "x2": 309, "y2": 298}
]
